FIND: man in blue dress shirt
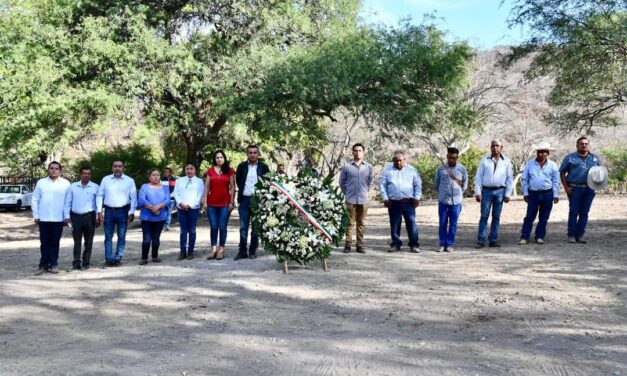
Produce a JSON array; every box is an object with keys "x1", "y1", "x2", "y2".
[
  {"x1": 96, "y1": 160, "x2": 137, "y2": 267},
  {"x1": 435, "y1": 148, "x2": 468, "y2": 252},
  {"x1": 379, "y1": 151, "x2": 422, "y2": 253},
  {"x1": 518, "y1": 142, "x2": 560, "y2": 245},
  {"x1": 64, "y1": 165, "x2": 100, "y2": 270},
  {"x1": 474, "y1": 140, "x2": 514, "y2": 248},
  {"x1": 559, "y1": 136, "x2": 602, "y2": 243},
  {"x1": 32, "y1": 161, "x2": 71, "y2": 275}
]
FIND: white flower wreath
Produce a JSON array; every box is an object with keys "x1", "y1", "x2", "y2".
[{"x1": 252, "y1": 175, "x2": 348, "y2": 264}]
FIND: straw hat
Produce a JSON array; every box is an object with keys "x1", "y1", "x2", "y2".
[
  {"x1": 532, "y1": 141, "x2": 556, "y2": 152},
  {"x1": 587, "y1": 166, "x2": 609, "y2": 191}
]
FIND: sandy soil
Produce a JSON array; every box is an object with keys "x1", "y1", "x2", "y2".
[{"x1": 0, "y1": 195, "x2": 625, "y2": 376}]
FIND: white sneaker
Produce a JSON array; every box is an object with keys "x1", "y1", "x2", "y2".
[
  {"x1": 536, "y1": 238, "x2": 545, "y2": 244},
  {"x1": 437, "y1": 246, "x2": 445, "y2": 252},
  {"x1": 568, "y1": 237, "x2": 577, "y2": 243},
  {"x1": 518, "y1": 239, "x2": 529, "y2": 245}
]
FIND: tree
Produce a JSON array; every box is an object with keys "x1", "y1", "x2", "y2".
[
  {"x1": 502, "y1": 0, "x2": 627, "y2": 133},
  {"x1": 247, "y1": 22, "x2": 476, "y2": 172},
  {"x1": 0, "y1": 0, "x2": 362, "y2": 170},
  {"x1": 0, "y1": 2, "x2": 127, "y2": 171}
]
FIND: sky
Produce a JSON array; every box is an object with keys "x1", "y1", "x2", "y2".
[{"x1": 360, "y1": 0, "x2": 526, "y2": 49}]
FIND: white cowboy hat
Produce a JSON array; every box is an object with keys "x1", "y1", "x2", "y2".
[
  {"x1": 532, "y1": 141, "x2": 556, "y2": 151},
  {"x1": 587, "y1": 166, "x2": 609, "y2": 191}
]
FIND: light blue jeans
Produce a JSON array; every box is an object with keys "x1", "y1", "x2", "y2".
[{"x1": 477, "y1": 188, "x2": 505, "y2": 244}]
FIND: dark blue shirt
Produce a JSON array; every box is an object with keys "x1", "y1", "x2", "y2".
[{"x1": 559, "y1": 152, "x2": 602, "y2": 184}]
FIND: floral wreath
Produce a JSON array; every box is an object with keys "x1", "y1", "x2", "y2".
[{"x1": 252, "y1": 174, "x2": 348, "y2": 264}]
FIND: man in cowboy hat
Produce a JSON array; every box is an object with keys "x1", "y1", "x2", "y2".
[
  {"x1": 518, "y1": 142, "x2": 560, "y2": 245},
  {"x1": 559, "y1": 136, "x2": 604, "y2": 243}
]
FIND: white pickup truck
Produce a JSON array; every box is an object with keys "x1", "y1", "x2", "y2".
[{"x1": 0, "y1": 184, "x2": 33, "y2": 211}]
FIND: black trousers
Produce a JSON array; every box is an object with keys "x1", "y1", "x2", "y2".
[
  {"x1": 141, "y1": 220, "x2": 165, "y2": 259},
  {"x1": 70, "y1": 211, "x2": 96, "y2": 267},
  {"x1": 39, "y1": 222, "x2": 63, "y2": 268}
]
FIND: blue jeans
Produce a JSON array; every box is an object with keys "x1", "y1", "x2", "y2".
[
  {"x1": 141, "y1": 220, "x2": 165, "y2": 259},
  {"x1": 438, "y1": 203, "x2": 462, "y2": 247},
  {"x1": 178, "y1": 208, "x2": 200, "y2": 256},
  {"x1": 388, "y1": 201, "x2": 419, "y2": 248},
  {"x1": 38, "y1": 222, "x2": 63, "y2": 268},
  {"x1": 165, "y1": 200, "x2": 174, "y2": 228},
  {"x1": 477, "y1": 188, "x2": 505, "y2": 244},
  {"x1": 238, "y1": 196, "x2": 258, "y2": 256},
  {"x1": 520, "y1": 190, "x2": 554, "y2": 240},
  {"x1": 104, "y1": 208, "x2": 129, "y2": 262},
  {"x1": 568, "y1": 187, "x2": 595, "y2": 238},
  {"x1": 208, "y1": 206, "x2": 230, "y2": 247}
]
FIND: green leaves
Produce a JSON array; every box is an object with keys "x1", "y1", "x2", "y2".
[{"x1": 503, "y1": 0, "x2": 627, "y2": 132}]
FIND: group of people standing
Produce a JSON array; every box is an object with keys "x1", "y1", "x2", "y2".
[
  {"x1": 30, "y1": 137, "x2": 606, "y2": 274},
  {"x1": 30, "y1": 145, "x2": 267, "y2": 274},
  {"x1": 339, "y1": 136, "x2": 606, "y2": 254}
]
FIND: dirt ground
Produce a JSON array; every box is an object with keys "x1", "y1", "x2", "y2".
[{"x1": 0, "y1": 195, "x2": 625, "y2": 376}]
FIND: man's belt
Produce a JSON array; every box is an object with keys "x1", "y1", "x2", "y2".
[
  {"x1": 390, "y1": 198, "x2": 414, "y2": 203},
  {"x1": 104, "y1": 204, "x2": 130, "y2": 210},
  {"x1": 569, "y1": 183, "x2": 588, "y2": 188},
  {"x1": 482, "y1": 186, "x2": 505, "y2": 191},
  {"x1": 529, "y1": 189, "x2": 552, "y2": 194},
  {"x1": 71, "y1": 210, "x2": 95, "y2": 216}
]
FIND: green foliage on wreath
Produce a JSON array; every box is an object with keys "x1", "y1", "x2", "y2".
[{"x1": 252, "y1": 174, "x2": 348, "y2": 264}]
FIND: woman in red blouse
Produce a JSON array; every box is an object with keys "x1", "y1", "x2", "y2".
[{"x1": 202, "y1": 150, "x2": 236, "y2": 260}]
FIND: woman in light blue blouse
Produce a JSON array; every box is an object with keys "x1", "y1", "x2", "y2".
[{"x1": 138, "y1": 168, "x2": 171, "y2": 265}]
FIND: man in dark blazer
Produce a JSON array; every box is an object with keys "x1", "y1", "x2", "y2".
[{"x1": 235, "y1": 144, "x2": 270, "y2": 260}]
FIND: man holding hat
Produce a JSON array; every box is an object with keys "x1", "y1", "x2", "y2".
[
  {"x1": 518, "y1": 142, "x2": 560, "y2": 245},
  {"x1": 559, "y1": 136, "x2": 606, "y2": 243}
]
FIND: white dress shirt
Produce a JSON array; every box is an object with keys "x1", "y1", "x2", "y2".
[
  {"x1": 173, "y1": 176, "x2": 205, "y2": 209},
  {"x1": 96, "y1": 174, "x2": 137, "y2": 212},
  {"x1": 474, "y1": 155, "x2": 514, "y2": 197},
  {"x1": 243, "y1": 164, "x2": 258, "y2": 196},
  {"x1": 32, "y1": 177, "x2": 71, "y2": 221},
  {"x1": 64, "y1": 181, "x2": 99, "y2": 218}
]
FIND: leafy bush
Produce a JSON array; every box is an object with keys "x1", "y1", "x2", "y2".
[
  {"x1": 601, "y1": 147, "x2": 627, "y2": 192},
  {"x1": 73, "y1": 143, "x2": 166, "y2": 189}
]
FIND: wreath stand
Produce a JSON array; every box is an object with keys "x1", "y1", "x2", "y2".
[{"x1": 282, "y1": 259, "x2": 328, "y2": 273}]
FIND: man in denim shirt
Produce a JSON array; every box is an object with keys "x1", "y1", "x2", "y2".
[
  {"x1": 339, "y1": 143, "x2": 374, "y2": 253},
  {"x1": 559, "y1": 136, "x2": 602, "y2": 243},
  {"x1": 474, "y1": 139, "x2": 514, "y2": 248},
  {"x1": 380, "y1": 151, "x2": 422, "y2": 253},
  {"x1": 435, "y1": 148, "x2": 468, "y2": 252},
  {"x1": 518, "y1": 142, "x2": 560, "y2": 245}
]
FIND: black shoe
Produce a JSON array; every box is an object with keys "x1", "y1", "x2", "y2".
[
  {"x1": 475, "y1": 243, "x2": 484, "y2": 249},
  {"x1": 104, "y1": 261, "x2": 115, "y2": 268},
  {"x1": 82, "y1": 264, "x2": 90, "y2": 271},
  {"x1": 113, "y1": 260, "x2": 122, "y2": 266},
  {"x1": 343, "y1": 246, "x2": 351, "y2": 253},
  {"x1": 177, "y1": 254, "x2": 186, "y2": 260},
  {"x1": 152, "y1": 258, "x2": 162, "y2": 263},
  {"x1": 69, "y1": 265, "x2": 81, "y2": 272},
  {"x1": 356, "y1": 246, "x2": 366, "y2": 254},
  {"x1": 249, "y1": 253, "x2": 257, "y2": 259},
  {"x1": 489, "y1": 241, "x2": 501, "y2": 248},
  {"x1": 139, "y1": 259, "x2": 148, "y2": 265},
  {"x1": 234, "y1": 253, "x2": 248, "y2": 261}
]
